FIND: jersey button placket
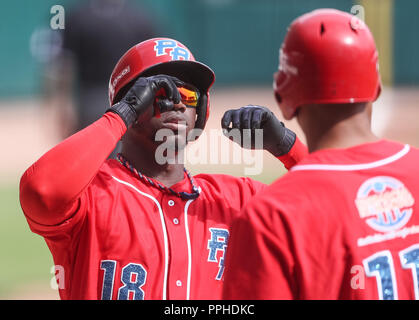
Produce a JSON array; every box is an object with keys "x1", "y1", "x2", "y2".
[
  {"x1": 167, "y1": 200, "x2": 179, "y2": 225},
  {"x1": 162, "y1": 195, "x2": 188, "y2": 299}
]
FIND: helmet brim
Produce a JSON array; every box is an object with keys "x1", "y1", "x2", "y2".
[
  {"x1": 140, "y1": 60, "x2": 215, "y2": 93},
  {"x1": 113, "y1": 60, "x2": 215, "y2": 105}
]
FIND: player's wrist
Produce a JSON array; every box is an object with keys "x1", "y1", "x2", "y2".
[
  {"x1": 266, "y1": 126, "x2": 296, "y2": 157},
  {"x1": 106, "y1": 101, "x2": 138, "y2": 129}
]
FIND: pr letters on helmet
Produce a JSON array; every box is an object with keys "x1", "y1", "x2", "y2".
[{"x1": 153, "y1": 39, "x2": 191, "y2": 61}]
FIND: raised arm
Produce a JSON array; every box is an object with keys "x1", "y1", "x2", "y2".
[
  {"x1": 19, "y1": 112, "x2": 126, "y2": 225},
  {"x1": 19, "y1": 75, "x2": 182, "y2": 226}
]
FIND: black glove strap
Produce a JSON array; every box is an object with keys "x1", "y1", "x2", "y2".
[
  {"x1": 273, "y1": 127, "x2": 296, "y2": 157},
  {"x1": 106, "y1": 101, "x2": 138, "y2": 128}
]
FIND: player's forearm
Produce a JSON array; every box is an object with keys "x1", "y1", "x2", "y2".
[
  {"x1": 276, "y1": 137, "x2": 308, "y2": 170},
  {"x1": 19, "y1": 112, "x2": 126, "y2": 224}
]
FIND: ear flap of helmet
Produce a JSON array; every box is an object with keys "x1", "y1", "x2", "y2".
[
  {"x1": 185, "y1": 92, "x2": 208, "y2": 142},
  {"x1": 194, "y1": 92, "x2": 208, "y2": 131}
]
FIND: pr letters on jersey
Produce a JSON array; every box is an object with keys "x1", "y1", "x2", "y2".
[
  {"x1": 207, "y1": 228, "x2": 230, "y2": 280},
  {"x1": 153, "y1": 39, "x2": 191, "y2": 61}
]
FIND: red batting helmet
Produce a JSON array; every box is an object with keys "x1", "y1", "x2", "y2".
[
  {"x1": 274, "y1": 9, "x2": 381, "y2": 119},
  {"x1": 109, "y1": 38, "x2": 215, "y2": 131}
]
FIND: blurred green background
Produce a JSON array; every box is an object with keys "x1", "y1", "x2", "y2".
[
  {"x1": 1, "y1": 0, "x2": 419, "y2": 299},
  {"x1": 3, "y1": 0, "x2": 419, "y2": 98}
]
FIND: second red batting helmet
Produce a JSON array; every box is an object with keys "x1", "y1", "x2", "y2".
[
  {"x1": 274, "y1": 9, "x2": 381, "y2": 119},
  {"x1": 109, "y1": 38, "x2": 215, "y2": 131}
]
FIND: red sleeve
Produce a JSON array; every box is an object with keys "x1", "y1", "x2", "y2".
[
  {"x1": 19, "y1": 112, "x2": 126, "y2": 227},
  {"x1": 243, "y1": 177, "x2": 266, "y2": 195},
  {"x1": 222, "y1": 196, "x2": 296, "y2": 300},
  {"x1": 276, "y1": 137, "x2": 308, "y2": 170}
]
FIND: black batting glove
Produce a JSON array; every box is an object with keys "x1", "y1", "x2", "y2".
[
  {"x1": 106, "y1": 75, "x2": 183, "y2": 128},
  {"x1": 221, "y1": 105, "x2": 296, "y2": 157}
]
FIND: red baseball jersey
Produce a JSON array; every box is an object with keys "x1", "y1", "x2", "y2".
[
  {"x1": 223, "y1": 140, "x2": 419, "y2": 300},
  {"x1": 19, "y1": 112, "x2": 306, "y2": 300}
]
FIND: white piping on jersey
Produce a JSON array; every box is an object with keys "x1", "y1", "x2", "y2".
[
  {"x1": 184, "y1": 199, "x2": 195, "y2": 300},
  {"x1": 290, "y1": 144, "x2": 410, "y2": 172},
  {"x1": 111, "y1": 176, "x2": 170, "y2": 300}
]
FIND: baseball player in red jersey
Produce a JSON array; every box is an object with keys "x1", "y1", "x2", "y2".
[
  {"x1": 223, "y1": 9, "x2": 419, "y2": 300},
  {"x1": 19, "y1": 38, "x2": 307, "y2": 300}
]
